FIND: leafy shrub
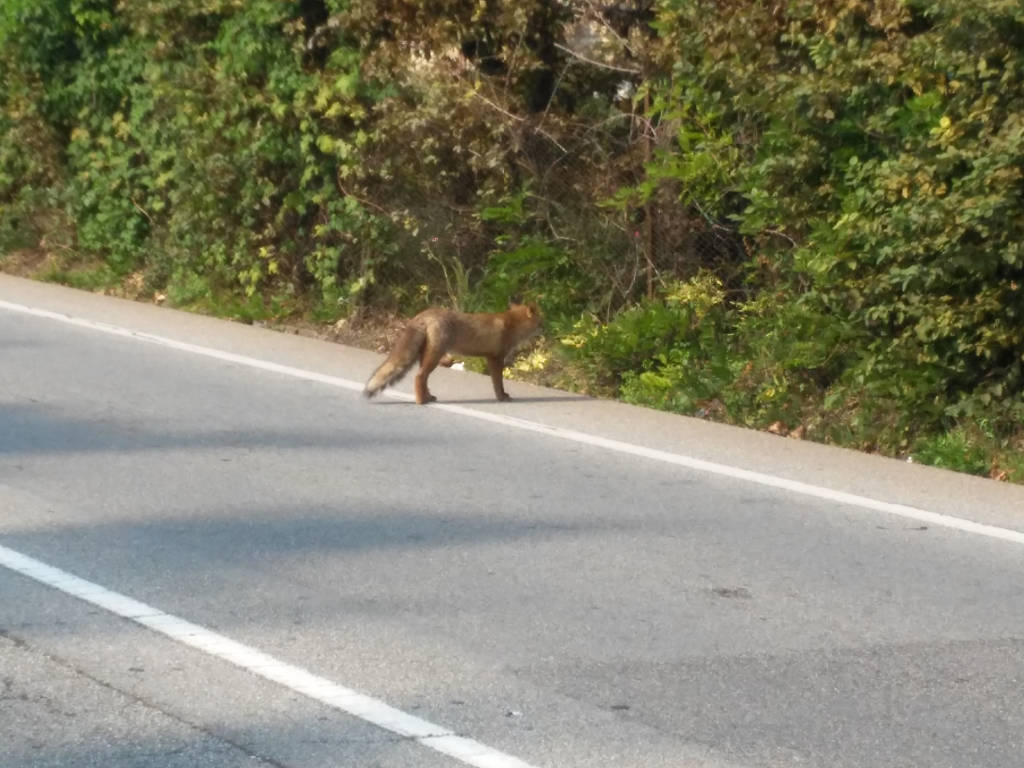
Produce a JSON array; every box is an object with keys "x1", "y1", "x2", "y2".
[{"x1": 3, "y1": 0, "x2": 1024, "y2": 478}]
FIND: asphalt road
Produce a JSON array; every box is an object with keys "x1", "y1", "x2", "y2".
[{"x1": 2, "y1": 274, "x2": 1023, "y2": 768}]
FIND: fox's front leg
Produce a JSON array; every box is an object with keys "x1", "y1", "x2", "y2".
[{"x1": 486, "y1": 355, "x2": 510, "y2": 401}]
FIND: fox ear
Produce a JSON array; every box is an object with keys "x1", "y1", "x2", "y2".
[{"x1": 509, "y1": 294, "x2": 523, "y2": 307}]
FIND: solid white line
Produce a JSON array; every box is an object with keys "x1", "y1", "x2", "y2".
[
  {"x1": 431, "y1": 404, "x2": 1024, "y2": 545},
  {"x1": 2, "y1": 297, "x2": 1023, "y2": 546},
  {"x1": 0, "y1": 543, "x2": 539, "y2": 768},
  {"x1": 0, "y1": 299, "x2": 369, "y2": 394}
]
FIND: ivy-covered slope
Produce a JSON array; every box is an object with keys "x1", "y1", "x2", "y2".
[{"x1": 2, "y1": 1, "x2": 1022, "y2": 478}]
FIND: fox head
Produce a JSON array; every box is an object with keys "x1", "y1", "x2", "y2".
[{"x1": 508, "y1": 301, "x2": 543, "y2": 336}]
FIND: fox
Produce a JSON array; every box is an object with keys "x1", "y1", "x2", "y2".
[{"x1": 364, "y1": 302, "x2": 542, "y2": 404}]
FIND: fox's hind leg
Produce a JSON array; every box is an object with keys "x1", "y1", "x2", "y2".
[{"x1": 415, "y1": 344, "x2": 444, "y2": 404}]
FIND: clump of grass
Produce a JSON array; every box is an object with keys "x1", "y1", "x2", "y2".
[
  {"x1": 912, "y1": 430, "x2": 990, "y2": 476},
  {"x1": 911, "y1": 423, "x2": 1024, "y2": 482}
]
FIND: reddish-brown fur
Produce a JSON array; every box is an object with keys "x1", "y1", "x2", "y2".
[{"x1": 364, "y1": 303, "x2": 542, "y2": 404}]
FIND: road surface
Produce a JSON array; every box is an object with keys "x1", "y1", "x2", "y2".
[{"x1": 2, "y1": 274, "x2": 1023, "y2": 768}]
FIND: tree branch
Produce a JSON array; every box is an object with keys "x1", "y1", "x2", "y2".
[{"x1": 554, "y1": 43, "x2": 641, "y2": 75}]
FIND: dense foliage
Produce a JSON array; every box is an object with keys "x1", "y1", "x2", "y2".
[{"x1": 2, "y1": 0, "x2": 1022, "y2": 477}]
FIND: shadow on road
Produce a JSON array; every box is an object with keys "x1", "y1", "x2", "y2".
[
  {"x1": 366, "y1": 394, "x2": 588, "y2": 406},
  {"x1": 0, "y1": 401, "x2": 418, "y2": 455}
]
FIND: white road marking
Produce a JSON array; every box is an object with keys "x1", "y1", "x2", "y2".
[
  {"x1": 434, "y1": 404, "x2": 1024, "y2": 545},
  {"x1": 0, "y1": 543, "x2": 538, "y2": 768},
  {"x1": 2, "y1": 297, "x2": 1023, "y2": 548}
]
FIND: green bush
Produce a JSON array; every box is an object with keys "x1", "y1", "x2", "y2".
[{"x1": 3, "y1": 0, "x2": 1023, "y2": 479}]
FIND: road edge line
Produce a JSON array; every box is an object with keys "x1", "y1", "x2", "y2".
[{"x1": 3, "y1": 297, "x2": 1023, "y2": 547}]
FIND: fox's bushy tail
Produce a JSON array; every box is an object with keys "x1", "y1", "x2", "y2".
[{"x1": 363, "y1": 326, "x2": 425, "y2": 398}]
